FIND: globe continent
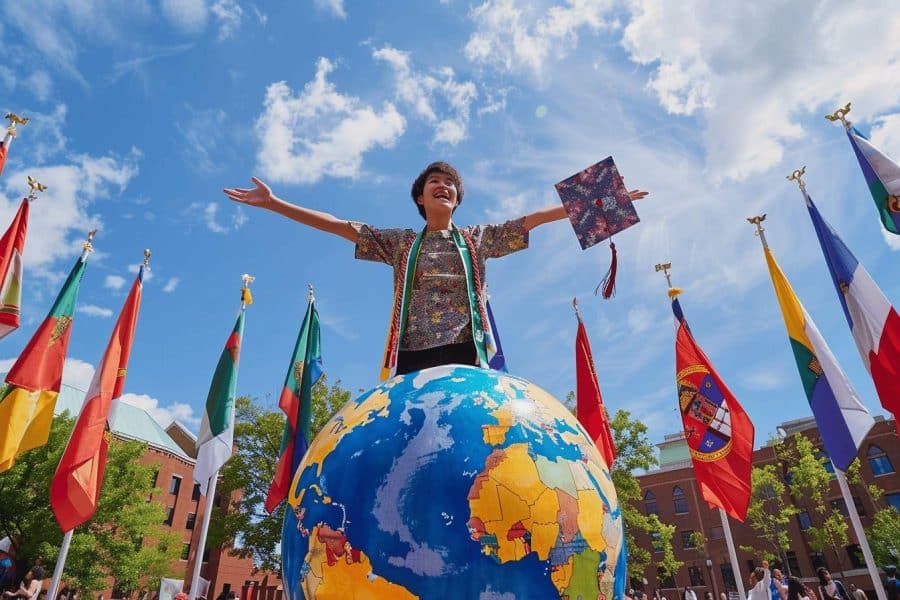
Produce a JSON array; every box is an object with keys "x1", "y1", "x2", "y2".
[{"x1": 282, "y1": 365, "x2": 624, "y2": 599}]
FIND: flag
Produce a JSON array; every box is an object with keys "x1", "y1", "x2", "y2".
[
  {"x1": 672, "y1": 297, "x2": 754, "y2": 521},
  {"x1": 194, "y1": 309, "x2": 245, "y2": 496},
  {"x1": 486, "y1": 300, "x2": 508, "y2": 372},
  {"x1": 575, "y1": 316, "x2": 616, "y2": 466},
  {"x1": 0, "y1": 253, "x2": 88, "y2": 471},
  {"x1": 0, "y1": 129, "x2": 14, "y2": 178},
  {"x1": 50, "y1": 267, "x2": 143, "y2": 532},
  {"x1": 0, "y1": 199, "x2": 28, "y2": 338},
  {"x1": 804, "y1": 192, "x2": 900, "y2": 434},
  {"x1": 761, "y1": 247, "x2": 875, "y2": 470},
  {"x1": 846, "y1": 126, "x2": 900, "y2": 234},
  {"x1": 264, "y1": 298, "x2": 322, "y2": 513}
]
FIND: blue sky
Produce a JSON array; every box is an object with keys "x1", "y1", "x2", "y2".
[{"x1": 1, "y1": 0, "x2": 899, "y2": 454}]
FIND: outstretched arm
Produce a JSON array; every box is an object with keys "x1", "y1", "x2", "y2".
[
  {"x1": 522, "y1": 189, "x2": 648, "y2": 232},
  {"x1": 224, "y1": 177, "x2": 359, "y2": 243}
]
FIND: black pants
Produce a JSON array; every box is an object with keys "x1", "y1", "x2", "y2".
[{"x1": 396, "y1": 341, "x2": 477, "y2": 375}]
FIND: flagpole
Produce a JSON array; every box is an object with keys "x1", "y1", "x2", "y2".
[
  {"x1": 46, "y1": 529, "x2": 73, "y2": 600},
  {"x1": 189, "y1": 274, "x2": 253, "y2": 600},
  {"x1": 719, "y1": 508, "x2": 747, "y2": 600},
  {"x1": 188, "y1": 474, "x2": 218, "y2": 600},
  {"x1": 834, "y1": 467, "x2": 887, "y2": 600}
]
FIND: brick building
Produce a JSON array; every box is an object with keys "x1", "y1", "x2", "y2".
[
  {"x1": 55, "y1": 384, "x2": 281, "y2": 600},
  {"x1": 633, "y1": 416, "x2": 899, "y2": 599}
]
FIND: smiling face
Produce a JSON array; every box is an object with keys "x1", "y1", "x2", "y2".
[{"x1": 417, "y1": 171, "x2": 459, "y2": 220}]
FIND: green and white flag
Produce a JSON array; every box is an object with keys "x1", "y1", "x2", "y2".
[{"x1": 194, "y1": 309, "x2": 245, "y2": 495}]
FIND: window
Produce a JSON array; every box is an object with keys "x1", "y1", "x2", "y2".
[
  {"x1": 815, "y1": 450, "x2": 836, "y2": 475},
  {"x1": 868, "y1": 445, "x2": 894, "y2": 475},
  {"x1": 673, "y1": 486, "x2": 689, "y2": 514},
  {"x1": 651, "y1": 531, "x2": 663, "y2": 553},
  {"x1": 163, "y1": 507, "x2": 175, "y2": 526},
  {"x1": 645, "y1": 491, "x2": 659, "y2": 516},
  {"x1": 186, "y1": 513, "x2": 196, "y2": 530},
  {"x1": 681, "y1": 530, "x2": 697, "y2": 549},
  {"x1": 759, "y1": 484, "x2": 777, "y2": 500},
  {"x1": 846, "y1": 544, "x2": 865, "y2": 569},
  {"x1": 830, "y1": 497, "x2": 866, "y2": 518},
  {"x1": 181, "y1": 543, "x2": 191, "y2": 561},
  {"x1": 720, "y1": 564, "x2": 736, "y2": 592},
  {"x1": 688, "y1": 566, "x2": 705, "y2": 586},
  {"x1": 202, "y1": 546, "x2": 211, "y2": 563},
  {"x1": 887, "y1": 493, "x2": 900, "y2": 511},
  {"x1": 810, "y1": 552, "x2": 828, "y2": 572},
  {"x1": 192, "y1": 483, "x2": 201, "y2": 501},
  {"x1": 657, "y1": 567, "x2": 676, "y2": 589},
  {"x1": 169, "y1": 475, "x2": 182, "y2": 495},
  {"x1": 709, "y1": 526, "x2": 724, "y2": 540},
  {"x1": 786, "y1": 551, "x2": 801, "y2": 577},
  {"x1": 797, "y1": 510, "x2": 811, "y2": 531}
]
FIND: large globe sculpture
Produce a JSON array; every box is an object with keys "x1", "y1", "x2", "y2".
[{"x1": 282, "y1": 365, "x2": 625, "y2": 599}]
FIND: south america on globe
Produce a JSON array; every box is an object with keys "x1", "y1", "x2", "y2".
[{"x1": 282, "y1": 365, "x2": 625, "y2": 599}]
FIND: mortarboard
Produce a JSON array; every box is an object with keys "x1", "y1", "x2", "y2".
[{"x1": 555, "y1": 156, "x2": 641, "y2": 298}]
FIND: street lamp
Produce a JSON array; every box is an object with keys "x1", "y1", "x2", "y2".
[{"x1": 706, "y1": 558, "x2": 720, "y2": 600}]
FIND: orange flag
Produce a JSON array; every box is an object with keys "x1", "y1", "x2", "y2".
[
  {"x1": 575, "y1": 312, "x2": 616, "y2": 466},
  {"x1": 50, "y1": 266, "x2": 143, "y2": 532}
]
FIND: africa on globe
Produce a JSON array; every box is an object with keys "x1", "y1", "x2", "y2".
[{"x1": 282, "y1": 365, "x2": 625, "y2": 599}]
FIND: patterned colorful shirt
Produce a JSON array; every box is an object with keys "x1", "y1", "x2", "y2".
[{"x1": 353, "y1": 218, "x2": 529, "y2": 351}]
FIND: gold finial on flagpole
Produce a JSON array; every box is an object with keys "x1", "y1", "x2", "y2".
[
  {"x1": 655, "y1": 262, "x2": 681, "y2": 298},
  {"x1": 143, "y1": 248, "x2": 151, "y2": 268},
  {"x1": 825, "y1": 102, "x2": 852, "y2": 129},
  {"x1": 572, "y1": 297, "x2": 582, "y2": 322},
  {"x1": 240, "y1": 273, "x2": 255, "y2": 308},
  {"x1": 787, "y1": 166, "x2": 807, "y2": 192},
  {"x1": 5, "y1": 113, "x2": 28, "y2": 137},
  {"x1": 83, "y1": 229, "x2": 97, "y2": 253},
  {"x1": 307, "y1": 283, "x2": 315, "y2": 303},
  {"x1": 26, "y1": 175, "x2": 47, "y2": 200},
  {"x1": 747, "y1": 214, "x2": 769, "y2": 249}
]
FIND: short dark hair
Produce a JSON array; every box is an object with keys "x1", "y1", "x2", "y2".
[
  {"x1": 410, "y1": 161, "x2": 464, "y2": 220},
  {"x1": 31, "y1": 566, "x2": 46, "y2": 580}
]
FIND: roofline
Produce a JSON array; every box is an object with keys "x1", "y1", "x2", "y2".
[
  {"x1": 112, "y1": 431, "x2": 196, "y2": 465},
  {"x1": 167, "y1": 420, "x2": 197, "y2": 441}
]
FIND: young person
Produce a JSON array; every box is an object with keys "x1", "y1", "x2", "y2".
[
  {"x1": 817, "y1": 568, "x2": 851, "y2": 600},
  {"x1": 225, "y1": 162, "x2": 646, "y2": 377},
  {"x1": 748, "y1": 560, "x2": 772, "y2": 600},
  {"x1": 787, "y1": 577, "x2": 811, "y2": 600},
  {"x1": 2, "y1": 566, "x2": 44, "y2": 600}
]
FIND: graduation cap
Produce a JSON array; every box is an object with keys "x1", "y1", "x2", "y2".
[{"x1": 555, "y1": 156, "x2": 641, "y2": 298}]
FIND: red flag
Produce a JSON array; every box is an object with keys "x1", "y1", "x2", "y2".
[
  {"x1": 673, "y1": 298, "x2": 754, "y2": 521},
  {"x1": 575, "y1": 318, "x2": 616, "y2": 466},
  {"x1": 0, "y1": 135, "x2": 9, "y2": 178},
  {"x1": 50, "y1": 267, "x2": 143, "y2": 532},
  {"x1": 0, "y1": 199, "x2": 29, "y2": 338}
]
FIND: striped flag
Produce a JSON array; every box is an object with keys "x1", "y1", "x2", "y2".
[
  {"x1": 50, "y1": 266, "x2": 143, "y2": 532},
  {"x1": 761, "y1": 246, "x2": 875, "y2": 470},
  {"x1": 846, "y1": 126, "x2": 900, "y2": 234},
  {"x1": 264, "y1": 296, "x2": 323, "y2": 513},
  {"x1": 574, "y1": 314, "x2": 616, "y2": 466},
  {"x1": 672, "y1": 296, "x2": 754, "y2": 521},
  {"x1": 0, "y1": 252, "x2": 88, "y2": 471},
  {"x1": 803, "y1": 191, "x2": 900, "y2": 434},
  {"x1": 194, "y1": 309, "x2": 245, "y2": 496},
  {"x1": 0, "y1": 199, "x2": 28, "y2": 338}
]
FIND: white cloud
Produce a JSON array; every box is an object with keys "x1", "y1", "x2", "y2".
[
  {"x1": 464, "y1": 0, "x2": 615, "y2": 80},
  {"x1": 626, "y1": 304, "x2": 654, "y2": 334},
  {"x1": 22, "y1": 104, "x2": 69, "y2": 166},
  {"x1": 61, "y1": 358, "x2": 96, "y2": 392},
  {"x1": 882, "y1": 229, "x2": 900, "y2": 251},
  {"x1": 373, "y1": 46, "x2": 478, "y2": 145},
  {"x1": 0, "y1": 149, "x2": 139, "y2": 283},
  {"x1": 109, "y1": 44, "x2": 195, "y2": 85},
  {"x1": 104, "y1": 275, "x2": 126, "y2": 290},
  {"x1": 620, "y1": 1, "x2": 900, "y2": 181},
  {"x1": 119, "y1": 393, "x2": 200, "y2": 428},
  {"x1": 255, "y1": 58, "x2": 406, "y2": 184},
  {"x1": 76, "y1": 304, "x2": 114, "y2": 318},
  {"x1": 211, "y1": 0, "x2": 243, "y2": 40},
  {"x1": 163, "y1": 277, "x2": 180, "y2": 293},
  {"x1": 26, "y1": 71, "x2": 54, "y2": 102},
  {"x1": 193, "y1": 201, "x2": 247, "y2": 234},
  {"x1": 127, "y1": 264, "x2": 153, "y2": 282},
  {"x1": 178, "y1": 107, "x2": 229, "y2": 172},
  {"x1": 161, "y1": 0, "x2": 209, "y2": 32},
  {"x1": 313, "y1": 0, "x2": 346, "y2": 19},
  {"x1": 868, "y1": 113, "x2": 900, "y2": 162}
]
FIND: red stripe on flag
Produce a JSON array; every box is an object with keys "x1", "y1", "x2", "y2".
[
  {"x1": 0, "y1": 199, "x2": 28, "y2": 334},
  {"x1": 575, "y1": 321, "x2": 616, "y2": 466},
  {"x1": 871, "y1": 308, "x2": 900, "y2": 436},
  {"x1": 50, "y1": 273, "x2": 142, "y2": 532},
  {"x1": 264, "y1": 385, "x2": 301, "y2": 513}
]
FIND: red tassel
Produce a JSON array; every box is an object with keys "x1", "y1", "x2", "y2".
[{"x1": 596, "y1": 242, "x2": 617, "y2": 299}]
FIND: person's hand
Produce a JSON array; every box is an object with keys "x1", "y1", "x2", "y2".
[
  {"x1": 629, "y1": 189, "x2": 649, "y2": 201},
  {"x1": 224, "y1": 177, "x2": 277, "y2": 209}
]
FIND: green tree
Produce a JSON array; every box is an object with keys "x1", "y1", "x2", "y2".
[
  {"x1": 780, "y1": 434, "x2": 849, "y2": 577},
  {"x1": 845, "y1": 459, "x2": 900, "y2": 566},
  {"x1": 609, "y1": 409, "x2": 683, "y2": 585},
  {"x1": 0, "y1": 412, "x2": 182, "y2": 596},
  {"x1": 739, "y1": 464, "x2": 799, "y2": 569},
  {"x1": 212, "y1": 376, "x2": 351, "y2": 571}
]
